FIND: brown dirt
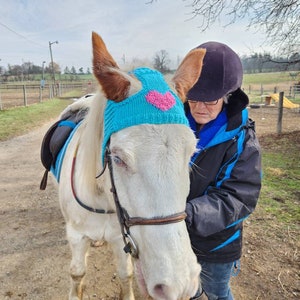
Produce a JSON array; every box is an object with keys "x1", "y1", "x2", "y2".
[{"x1": 0, "y1": 106, "x2": 299, "y2": 300}]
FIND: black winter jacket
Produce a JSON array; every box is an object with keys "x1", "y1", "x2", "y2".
[{"x1": 185, "y1": 105, "x2": 261, "y2": 263}]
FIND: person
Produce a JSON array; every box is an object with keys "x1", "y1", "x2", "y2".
[{"x1": 184, "y1": 42, "x2": 262, "y2": 300}]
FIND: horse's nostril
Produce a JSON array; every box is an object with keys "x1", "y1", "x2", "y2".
[{"x1": 153, "y1": 283, "x2": 169, "y2": 299}]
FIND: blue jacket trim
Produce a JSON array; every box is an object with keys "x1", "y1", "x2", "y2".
[
  {"x1": 216, "y1": 128, "x2": 245, "y2": 188},
  {"x1": 213, "y1": 110, "x2": 248, "y2": 188},
  {"x1": 190, "y1": 109, "x2": 248, "y2": 165},
  {"x1": 226, "y1": 216, "x2": 249, "y2": 229},
  {"x1": 206, "y1": 109, "x2": 248, "y2": 149},
  {"x1": 210, "y1": 229, "x2": 241, "y2": 252},
  {"x1": 51, "y1": 121, "x2": 82, "y2": 182}
]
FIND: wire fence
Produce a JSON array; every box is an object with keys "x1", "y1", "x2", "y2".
[
  {"x1": 0, "y1": 81, "x2": 97, "y2": 110},
  {"x1": 242, "y1": 83, "x2": 300, "y2": 104}
]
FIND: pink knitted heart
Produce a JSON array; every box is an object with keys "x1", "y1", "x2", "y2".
[{"x1": 146, "y1": 91, "x2": 176, "y2": 111}]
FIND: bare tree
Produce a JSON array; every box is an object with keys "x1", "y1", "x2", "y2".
[
  {"x1": 153, "y1": 50, "x2": 171, "y2": 74},
  {"x1": 184, "y1": 0, "x2": 300, "y2": 56},
  {"x1": 45, "y1": 62, "x2": 61, "y2": 75}
]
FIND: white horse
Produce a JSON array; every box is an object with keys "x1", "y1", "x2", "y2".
[{"x1": 53, "y1": 32, "x2": 206, "y2": 300}]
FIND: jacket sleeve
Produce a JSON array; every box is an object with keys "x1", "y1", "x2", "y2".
[{"x1": 185, "y1": 128, "x2": 261, "y2": 237}]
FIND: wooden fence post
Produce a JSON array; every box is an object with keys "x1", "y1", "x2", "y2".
[
  {"x1": 0, "y1": 86, "x2": 2, "y2": 110},
  {"x1": 49, "y1": 84, "x2": 53, "y2": 99},
  {"x1": 277, "y1": 91, "x2": 284, "y2": 134},
  {"x1": 23, "y1": 84, "x2": 27, "y2": 107},
  {"x1": 39, "y1": 87, "x2": 43, "y2": 102},
  {"x1": 58, "y1": 82, "x2": 61, "y2": 97}
]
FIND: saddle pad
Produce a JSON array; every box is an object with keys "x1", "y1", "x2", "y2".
[
  {"x1": 40, "y1": 108, "x2": 88, "y2": 189},
  {"x1": 50, "y1": 121, "x2": 82, "y2": 182}
]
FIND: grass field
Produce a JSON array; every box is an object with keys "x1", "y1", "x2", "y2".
[
  {"x1": 0, "y1": 98, "x2": 72, "y2": 141},
  {"x1": 1, "y1": 70, "x2": 300, "y2": 137},
  {"x1": 165, "y1": 71, "x2": 300, "y2": 103},
  {"x1": 243, "y1": 71, "x2": 297, "y2": 85},
  {"x1": 259, "y1": 133, "x2": 300, "y2": 225},
  {"x1": 242, "y1": 72, "x2": 300, "y2": 104}
]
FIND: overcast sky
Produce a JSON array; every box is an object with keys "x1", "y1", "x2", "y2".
[{"x1": 0, "y1": 0, "x2": 271, "y2": 71}]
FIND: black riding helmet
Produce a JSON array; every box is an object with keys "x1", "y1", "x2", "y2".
[{"x1": 187, "y1": 41, "x2": 249, "y2": 117}]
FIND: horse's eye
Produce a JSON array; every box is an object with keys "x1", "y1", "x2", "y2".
[{"x1": 113, "y1": 156, "x2": 126, "y2": 168}]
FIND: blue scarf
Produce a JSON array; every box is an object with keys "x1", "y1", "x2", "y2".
[{"x1": 187, "y1": 109, "x2": 227, "y2": 160}]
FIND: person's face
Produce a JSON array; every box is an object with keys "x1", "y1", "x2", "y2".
[{"x1": 188, "y1": 98, "x2": 224, "y2": 125}]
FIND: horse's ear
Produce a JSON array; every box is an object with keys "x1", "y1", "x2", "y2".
[
  {"x1": 172, "y1": 48, "x2": 206, "y2": 103},
  {"x1": 92, "y1": 32, "x2": 130, "y2": 102}
]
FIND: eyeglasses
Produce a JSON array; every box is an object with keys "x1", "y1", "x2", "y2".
[{"x1": 188, "y1": 99, "x2": 219, "y2": 106}]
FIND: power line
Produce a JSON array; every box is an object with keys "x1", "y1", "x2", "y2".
[{"x1": 0, "y1": 21, "x2": 45, "y2": 48}]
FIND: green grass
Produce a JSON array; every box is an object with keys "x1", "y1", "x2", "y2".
[
  {"x1": 12, "y1": 73, "x2": 95, "y2": 82},
  {"x1": 259, "y1": 133, "x2": 300, "y2": 225},
  {"x1": 243, "y1": 71, "x2": 295, "y2": 85},
  {"x1": 59, "y1": 90, "x2": 85, "y2": 98},
  {"x1": 242, "y1": 71, "x2": 300, "y2": 103},
  {"x1": 0, "y1": 98, "x2": 72, "y2": 141}
]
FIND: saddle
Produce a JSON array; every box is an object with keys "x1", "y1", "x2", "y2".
[{"x1": 40, "y1": 107, "x2": 88, "y2": 190}]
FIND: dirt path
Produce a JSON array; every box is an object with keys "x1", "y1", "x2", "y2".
[
  {"x1": 0, "y1": 107, "x2": 299, "y2": 300},
  {"x1": 0, "y1": 120, "x2": 132, "y2": 300}
]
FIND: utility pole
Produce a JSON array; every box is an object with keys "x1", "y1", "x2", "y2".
[
  {"x1": 49, "y1": 41, "x2": 58, "y2": 95},
  {"x1": 42, "y1": 61, "x2": 46, "y2": 82},
  {"x1": 40, "y1": 61, "x2": 46, "y2": 102}
]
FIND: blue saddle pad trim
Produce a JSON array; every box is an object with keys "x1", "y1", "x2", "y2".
[
  {"x1": 51, "y1": 121, "x2": 82, "y2": 182},
  {"x1": 58, "y1": 120, "x2": 77, "y2": 129}
]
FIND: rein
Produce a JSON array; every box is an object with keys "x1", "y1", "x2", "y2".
[
  {"x1": 71, "y1": 142, "x2": 187, "y2": 258},
  {"x1": 71, "y1": 144, "x2": 114, "y2": 214}
]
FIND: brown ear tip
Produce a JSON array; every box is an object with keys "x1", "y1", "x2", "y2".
[
  {"x1": 92, "y1": 32, "x2": 103, "y2": 45},
  {"x1": 191, "y1": 48, "x2": 206, "y2": 55}
]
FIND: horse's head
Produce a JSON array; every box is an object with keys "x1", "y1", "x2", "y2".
[{"x1": 92, "y1": 32, "x2": 206, "y2": 300}]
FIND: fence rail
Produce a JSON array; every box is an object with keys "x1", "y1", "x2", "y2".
[
  {"x1": 1, "y1": 82, "x2": 299, "y2": 110},
  {"x1": 0, "y1": 82, "x2": 96, "y2": 110},
  {"x1": 242, "y1": 83, "x2": 300, "y2": 103}
]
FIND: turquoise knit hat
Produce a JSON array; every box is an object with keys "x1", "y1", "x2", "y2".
[{"x1": 102, "y1": 67, "x2": 189, "y2": 163}]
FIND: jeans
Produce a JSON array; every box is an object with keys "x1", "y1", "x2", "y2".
[{"x1": 192, "y1": 261, "x2": 239, "y2": 300}]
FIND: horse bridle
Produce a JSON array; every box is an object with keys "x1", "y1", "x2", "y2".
[{"x1": 71, "y1": 141, "x2": 187, "y2": 259}]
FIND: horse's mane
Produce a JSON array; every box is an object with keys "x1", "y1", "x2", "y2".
[{"x1": 69, "y1": 92, "x2": 107, "y2": 196}]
